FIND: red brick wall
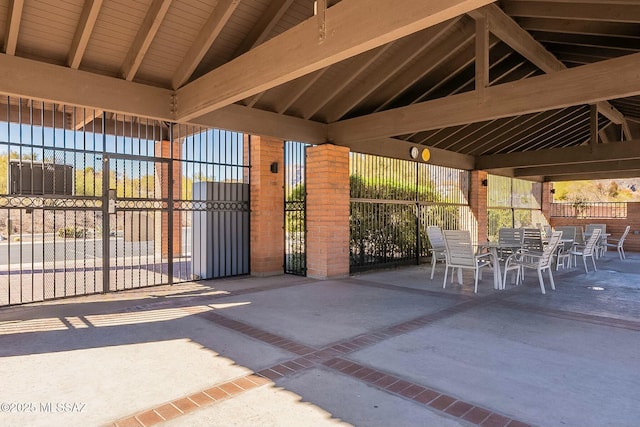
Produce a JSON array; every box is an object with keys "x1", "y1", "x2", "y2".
[
  {"x1": 306, "y1": 144, "x2": 350, "y2": 279},
  {"x1": 155, "y1": 140, "x2": 182, "y2": 257},
  {"x1": 249, "y1": 135, "x2": 284, "y2": 276},
  {"x1": 470, "y1": 170, "x2": 487, "y2": 243},
  {"x1": 550, "y1": 203, "x2": 640, "y2": 252}
]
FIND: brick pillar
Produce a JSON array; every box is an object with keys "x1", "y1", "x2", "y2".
[
  {"x1": 542, "y1": 181, "x2": 553, "y2": 224},
  {"x1": 306, "y1": 144, "x2": 350, "y2": 279},
  {"x1": 249, "y1": 135, "x2": 284, "y2": 276},
  {"x1": 154, "y1": 140, "x2": 182, "y2": 257},
  {"x1": 470, "y1": 170, "x2": 488, "y2": 243}
]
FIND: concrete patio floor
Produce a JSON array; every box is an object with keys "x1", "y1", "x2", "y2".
[{"x1": 1, "y1": 251, "x2": 639, "y2": 427}]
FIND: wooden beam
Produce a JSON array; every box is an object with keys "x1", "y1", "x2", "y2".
[
  {"x1": 233, "y1": 0, "x2": 294, "y2": 57},
  {"x1": 3, "y1": 0, "x2": 24, "y2": 55},
  {"x1": 175, "y1": 0, "x2": 497, "y2": 121},
  {"x1": 470, "y1": 4, "x2": 627, "y2": 127},
  {"x1": 590, "y1": 104, "x2": 599, "y2": 150},
  {"x1": 469, "y1": 4, "x2": 564, "y2": 73},
  {"x1": 121, "y1": 0, "x2": 172, "y2": 81},
  {"x1": 503, "y1": 1, "x2": 640, "y2": 23},
  {"x1": 190, "y1": 104, "x2": 327, "y2": 145},
  {"x1": 342, "y1": 137, "x2": 475, "y2": 170},
  {"x1": 73, "y1": 107, "x2": 103, "y2": 130},
  {"x1": 475, "y1": 10, "x2": 489, "y2": 99},
  {"x1": 328, "y1": 52, "x2": 640, "y2": 143},
  {"x1": 67, "y1": 0, "x2": 103, "y2": 69},
  {"x1": 514, "y1": 159, "x2": 640, "y2": 178},
  {"x1": 171, "y1": 0, "x2": 241, "y2": 89},
  {"x1": 477, "y1": 139, "x2": 640, "y2": 170},
  {"x1": 545, "y1": 169, "x2": 640, "y2": 182},
  {"x1": 0, "y1": 54, "x2": 174, "y2": 121}
]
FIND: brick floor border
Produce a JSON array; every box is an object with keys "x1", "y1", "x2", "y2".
[
  {"x1": 110, "y1": 374, "x2": 272, "y2": 427},
  {"x1": 109, "y1": 275, "x2": 637, "y2": 427}
]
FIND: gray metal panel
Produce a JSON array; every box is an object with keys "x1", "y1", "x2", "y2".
[{"x1": 192, "y1": 182, "x2": 249, "y2": 279}]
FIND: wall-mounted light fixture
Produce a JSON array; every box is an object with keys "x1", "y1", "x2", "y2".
[
  {"x1": 550, "y1": 188, "x2": 556, "y2": 194},
  {"x1": 270, "y1": 162, "x2": 278, "y2": 174},
  {"x1": 481, "y1": 179, "x2": 488, "y2": 187}
]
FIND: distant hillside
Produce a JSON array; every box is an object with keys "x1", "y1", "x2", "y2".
[{"x1": 553, "y1": 179, "x2": 640, "y2": 202}]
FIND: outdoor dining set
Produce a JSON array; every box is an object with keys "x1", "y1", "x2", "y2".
[{"x1": 427, "y1": 224, "x2": 631, "y2": 295}]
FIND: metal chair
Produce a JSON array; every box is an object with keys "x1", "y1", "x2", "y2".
[
  {"x1": 605, "y1": 225, "x2": 631, "y2": 260},
  {"x1": 442, "y1": 230, "x2": 493, "y2": 293},
  {"x1": 502, "y1": 231, "x2": 563, "y2": 295},
  {"x1": 569, "y1": 228, "x2": 601, "y2": 273},
  {"x1": 426, "y1": 226, "x2": 447, "y2": 279},
  {"x1": 585, "y1": 224, "x2": 607, "y2": 258}
]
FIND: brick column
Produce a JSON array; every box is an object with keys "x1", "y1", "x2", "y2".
[
  {"x1": 470, "y1": 170, "x2": 488, "y2": 243},
  {"x1": 306, "y1": 144, "x2": 350, "y2": 279},
  {"x1": 542, "y1": 181, "x2": 553, "y2": 224},
  {"x1": 249, "y1": 135, "x2": 284, "y2": 276},
  {"x1": 155, "y1": 140, "x2": 182, "y2": 257}
]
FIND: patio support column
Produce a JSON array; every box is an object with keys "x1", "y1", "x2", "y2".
[
  {"x1": 306, "y1": 144, "x2": 350, "y2": 279},
  {"x1": 470, "y1": 170, "x2": 488, "y2": 243},
  {"x1": 249, "y1": 135, "x2": 285, "y2": 276},
  {"x1": 542, "y1": 181, "x2": 553, "y2": 223},
  {"x1": 155, "y1": 140, "x2": 182, "y2": 257}
]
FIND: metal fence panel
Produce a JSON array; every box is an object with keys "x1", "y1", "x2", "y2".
[
  {"x1": 284, "y1": 141, "x2": 308, "y2": 275},
  {"x1": 0, "y1": 97, "x2": 250, "y2": 306},
  {"x1": 349, "y1": 152, "x2": 472, "y2": 272}
]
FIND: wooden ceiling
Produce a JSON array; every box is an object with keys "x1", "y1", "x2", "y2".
[{"x1": 1, "y1": 0, "x2": 640, "y2": 181}]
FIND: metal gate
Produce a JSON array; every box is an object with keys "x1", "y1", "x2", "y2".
[
  {"x1": 284, "y1": 141, "x2": 308, "y2": 275},
  {"x1": 0, "y1": 97, "x2": 250, "y2": 306},
  {"x1": 104, "y1": 154, "x2": 172, "y2": 291}
]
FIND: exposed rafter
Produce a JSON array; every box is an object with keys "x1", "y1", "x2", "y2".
[
  {"x1": 299, "y1": 45, "x2": 390, "y2": 120},
  {"x1": 171, "y1": 0, "x2": 241, "y2": 89},
  {"x1": 468, "y1": 4, "x2": 628, "y2": 129},
  {"x1": 67, "y1": 0, "x2": 103, "y2": 69},
  {"x1": 273, "y1": 69, "x2": 328, "y2": 114},
  {"x1": 477, "y1": 139, "x2": 640, "y2": 170},
  {"x1": 514, "y1": 159, "x2": 640, "y2": 178},
  {"x1": 3, "y1": 0, "x2": 24, "y2": 55},
  {"x1": 121, "y1": 0, "x2": 172, "y2": 81},
  {"x1": 233, "y1": 0, "x2": 294, "y2": 57},
  {"x1": 372, "y1": 19, "x2": 473, "y2": 113},
  {"x1": 321, "y1": 28, "x2": 451, "y2": 123},
  {"x1": 175, "y1": 0, "x2": 497, "y2": 122},
  {"x1": 328, "y1": 51, "x2": 640, "y2": 143},
  {"x1": 503, "y1": 1, "x2": 640, "y2": 23}
]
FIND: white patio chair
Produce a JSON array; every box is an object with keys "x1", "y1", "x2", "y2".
[
  {"x1": 442, "y1": 230, "x2": 493, "y2": 293},
  {"x1": 497, "y1": 228, "x2": 523, "y2": 260},
  {"x1": 426, "y1": 226, "x2": 447, "y2": 279},
  {"x1": 569, "y1": 228, "x2": 601, "y2": 273},
  {"x1": 585, "y1": 224, "x2": 607, "y2": 258},
  {"x1": 522, "y1": 228, "x2": 544, "y2": 252},
  {"x1": 502, "y1": 231, "x2": 563, "y2": 295},
  {"x1": 605, "y1": 225, "x2": 631, "y2": 260}
]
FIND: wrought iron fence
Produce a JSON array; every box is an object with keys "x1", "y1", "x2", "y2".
[
  {"x1": 551, "y1": 202, "x2": 627, "y2": 219},
  {"x1": 349, "y1": 153, "x2": 473, "y2": 272},
  {"x1": 0, "y1": 96, "x2": 250, "y2": 306},
  {"x1": 284, "y1": 141, "x2": 309, "y2": 275}
]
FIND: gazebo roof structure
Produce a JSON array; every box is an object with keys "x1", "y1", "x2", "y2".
[{"x1": 1, "y1": 0, "x2": 639, "y2": 181}]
